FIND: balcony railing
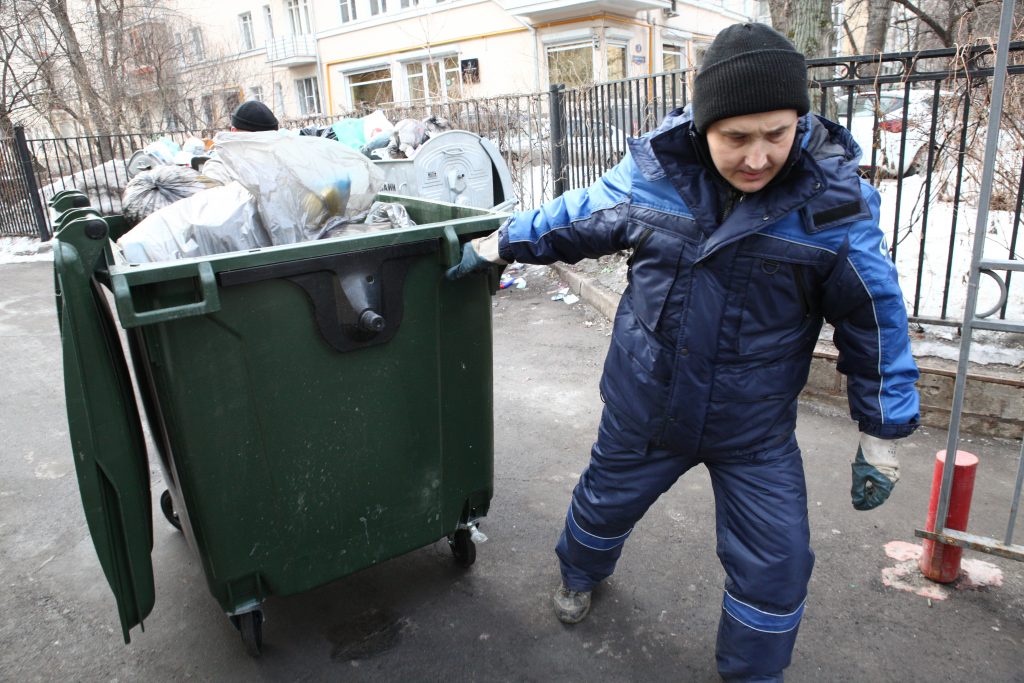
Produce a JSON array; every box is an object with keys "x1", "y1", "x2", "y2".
[
  {"x1": 503, "y1": 0, "x2": 669, "y2": 20},
  {"x1": 266, "y1": 34, "x2": 317, "y2": 66}
]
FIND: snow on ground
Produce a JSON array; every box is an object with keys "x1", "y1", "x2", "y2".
[{"x1": 0, "y1": 237, "x2": 53, "y2": 263}]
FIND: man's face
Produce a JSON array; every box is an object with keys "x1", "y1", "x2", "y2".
[{"x1": 705, "y1": 109, "x2": 799, "y2": 193}]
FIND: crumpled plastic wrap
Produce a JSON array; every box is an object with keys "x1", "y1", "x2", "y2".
[
  {"x1": 116, "y1": 182, "x2": 268, "y2": 263},
  {"x1": 121, "y1": 165, "x2": 218, "y2": 227},
  {"x1": 317, "y1": 201, "x2": 416, "y2": 239},
  {"x1": 214, "y1": 130, "x2": 385, "y2": 244}
]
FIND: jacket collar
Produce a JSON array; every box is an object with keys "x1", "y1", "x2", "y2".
[{"x1": 627, "y1": 111, "x2": 865, "y2": 258}]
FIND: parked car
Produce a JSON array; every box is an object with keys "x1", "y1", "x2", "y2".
[{"x1": 834, "y1": 89, "x2": 956, "y2": 178}]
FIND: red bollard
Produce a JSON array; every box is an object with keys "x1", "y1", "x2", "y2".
[{"x1": 919, "y1": 449, "x2": 979, "y2": 583}]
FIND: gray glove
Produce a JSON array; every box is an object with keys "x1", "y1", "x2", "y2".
[
  {"x1": 851, "y1": 433, "x2": 901, "y2": 511},
  {"x1": 446, "y1": 230, "x2": 507, "y2": 280}
]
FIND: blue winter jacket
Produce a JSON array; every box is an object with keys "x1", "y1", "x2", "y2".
[{"x1": 497, "y1": 111, "x2": 920, "y2": 455}]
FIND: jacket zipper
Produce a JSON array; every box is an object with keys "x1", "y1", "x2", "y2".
[
  {"x1": 794, "y1": 264, "x2": 812, "y2": 317},
  {"x1": 626, "y1": 228, "x2": 654, "y2": 281}
]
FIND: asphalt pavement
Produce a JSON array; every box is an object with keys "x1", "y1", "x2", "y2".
[{"x1": 1, "y1": 259, "x2": 1022, "y2": 682}]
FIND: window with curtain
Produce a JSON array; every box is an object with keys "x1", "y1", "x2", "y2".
[
  {"x1": 263, "y1": 5, "x2": 274, "y2": 40},
  {"x1": 287, "y1": 0, "x2": 312, "y2": 35},
  {"x1": 339, "y1": 0, "x2": 356, "y2": 22},
  {"x1": 296, "y1": 76, "x2": 321, "y2": 114},
  {"x1": 239, "y1": 13, "x2": 254, "y2": 51}
]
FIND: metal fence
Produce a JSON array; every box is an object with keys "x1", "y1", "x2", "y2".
[
  {"x1": 0, "y1": 128, "x2": 47, "y2": 238},
  {"x1": 552, "y1": 44, "x2": 1024, "y2": 328},
  {"x1": 5, "y1": 44, "x2": 1022, "y2": 328}
]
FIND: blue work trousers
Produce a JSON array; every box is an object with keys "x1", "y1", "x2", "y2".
[{"x1": 555, "y1": 408, "x2": 815, "y2": 680}]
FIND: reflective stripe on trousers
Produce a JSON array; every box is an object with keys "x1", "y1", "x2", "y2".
[{"x1": 555, "y1": 407, "x2": 814, "y2": 680}]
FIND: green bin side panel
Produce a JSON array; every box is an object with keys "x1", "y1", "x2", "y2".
[
  {"x1": 53, "y1": 238, "x2": 155, "y2": 643},
  {"x1": 132, "y1": 248, "x2": 494, "y2": 612}
]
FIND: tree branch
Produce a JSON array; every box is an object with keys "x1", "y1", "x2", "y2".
[{"x1": 890, "y1": 0, "x2": 953, "y2": 46}]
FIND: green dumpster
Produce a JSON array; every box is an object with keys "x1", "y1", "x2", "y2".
[{"x1": 51, "y1": 192, "x2": 504, "y2": 655}]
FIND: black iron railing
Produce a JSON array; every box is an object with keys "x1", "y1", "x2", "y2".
[{"x1": 6, "y1": 44, "x2": 1022, "y2": 327}]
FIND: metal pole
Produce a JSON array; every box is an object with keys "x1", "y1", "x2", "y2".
[
  {"x1": 13, "y1": 125, "x2": 50, "y2": 241},
  {"x1": 933, "y1": 0, "x2": 1017, "y2": 532},
  {"x1": 549, "y1": 84, "x2": 566, "y2": 199}
]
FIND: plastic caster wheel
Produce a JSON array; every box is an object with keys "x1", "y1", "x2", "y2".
[
  {"x1": 159, "y1": 490, "x2": 182, "y2": 531},
  {"x1": 449, "y1": 528, "x2": 476, "y2": 568},
  {"x1": 231, "y1": 610, "x2": 264, "y2": 657}
]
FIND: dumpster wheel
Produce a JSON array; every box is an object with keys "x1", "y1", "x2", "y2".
[
  {"x1": 231, "y1": 609, "x2": 264, "y2": 657},
  {"x1": 159, "y1": 490, "x2": 182, "y2": 531},
  {"x1": 448, "y1": 529, "x2": 476, "y2": 567}
]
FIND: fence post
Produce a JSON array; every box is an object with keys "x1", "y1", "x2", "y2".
[
  {"x1": 548, "y1": 84, "x2": 567, "y2": 199},
  {"x1": 13, "y1": 125, "x2": 49, "y2": 241}
]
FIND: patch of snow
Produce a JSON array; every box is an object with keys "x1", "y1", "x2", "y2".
[{"x1": 0, "y1": 237, "x2": 53, "y2": 264}]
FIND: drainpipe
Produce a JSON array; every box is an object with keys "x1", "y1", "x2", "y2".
[
  {"x1": 308, "y1": 1, "x2": 326, "y2": 114},
  {"x1": 503, "y1": 6, "x2": 540, "y2": 91}
]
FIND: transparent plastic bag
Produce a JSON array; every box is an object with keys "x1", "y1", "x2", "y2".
[
  {"x1": 214, "y1": 130, "x2": 385, "y2": 244},
  {"x1": 317, "y1": 201, "x2": 416, "y2": 239},
  {"x1": 116, "y1": 182, "x2": 268, "y2": 263}
]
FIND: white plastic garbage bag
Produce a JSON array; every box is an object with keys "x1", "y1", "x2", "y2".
[
  {"x1": 213, "y1": 130, "x2": 385, "y2": 244},
  {"x1": 117, "y1": 182, "x2": 268, "y2": 263}
]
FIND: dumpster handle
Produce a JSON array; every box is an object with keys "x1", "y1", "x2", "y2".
[
  {"x1": 441, "y1": 225, "x2": 462, "y2": 268},
  {"x1": 112, "y1": 261, "x2": 221, "y2": 328}
]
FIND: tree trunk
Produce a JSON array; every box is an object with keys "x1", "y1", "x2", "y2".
[
  {"x1": 864, "y1": 0, "x2": 893, "y2": 54},
  {"x1": 46, "y1": 0, "x2": 112, "y2": 142},
  {"x1": 781, "y1": 0, "x2": 834, "y2": 113},
  {"x1": 769, "y1": 0, "x2": 791, "y2": 41}
]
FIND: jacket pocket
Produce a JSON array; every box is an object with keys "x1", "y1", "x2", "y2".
[
  {"x1": 737, "y1": 257, "x2": 819, "y2": 356},
  {"x1": 627, "y1": 228, "x2": 685, "y2": 335}
]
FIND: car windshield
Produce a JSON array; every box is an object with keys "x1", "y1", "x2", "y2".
[{"x1": 835, "y1": 93, "x2": 904, "y2": 117}]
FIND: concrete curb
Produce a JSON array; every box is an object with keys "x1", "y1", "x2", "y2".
[{"x1": 547, "y1": 264, "x2": 1023, "y2": 438}]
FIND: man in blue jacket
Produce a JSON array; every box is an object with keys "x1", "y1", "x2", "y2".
[{"x1": 450, "y1": 23, "x2": 920, "y2": 682}]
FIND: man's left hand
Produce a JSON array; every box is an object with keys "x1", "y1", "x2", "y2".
[{"x1": 851, "y1": 433, "x2": 901, "y2": 511}]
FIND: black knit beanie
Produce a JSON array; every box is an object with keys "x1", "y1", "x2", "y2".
[
  {"x1": 231, "y1": 100, "x2": 279, "y2": 131},
  {"x1": 692, "y1": 23, "x2": 809, "y2": 133}
]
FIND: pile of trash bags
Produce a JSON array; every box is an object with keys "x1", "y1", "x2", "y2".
[
  {"x1": 117, "y1": 130, "x2": 400, "y2": 263},
  {"x1": 115, "y1": 110, "x2": 456, "y2": 264},
  {"x1": 298, "y1": 111, "x2": 452, "y2": 160}
]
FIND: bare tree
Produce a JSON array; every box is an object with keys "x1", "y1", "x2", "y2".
[
  {"x1": 0, "y1": 0, "x2": 52, "y2": 137},
  {"x1": 864, "y1": 0, "x2": 895, "y2": 54},
  {"x1": 5, "y1": 0, "x2": 254, "y2": 146}
]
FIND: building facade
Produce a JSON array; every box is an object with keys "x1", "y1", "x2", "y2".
[{"x1": 159, "y1": 0, "x2": 762, "y2": 125}]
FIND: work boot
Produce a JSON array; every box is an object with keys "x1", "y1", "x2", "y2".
[{"x1": 553, "y1": 583, "x2": 591, "y2": 624}]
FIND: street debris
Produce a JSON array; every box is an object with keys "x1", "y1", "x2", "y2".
[{"x1": 880, "y1": 540, "x2": 1003, "y2": 601}]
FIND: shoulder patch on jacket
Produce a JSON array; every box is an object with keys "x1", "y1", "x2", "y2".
[
  {"x1": 813, "y1": 200, "x2": 864, "y2": 229},
  {"x1": 801, "y1": 194, "x2": 871, "y2": 234}
]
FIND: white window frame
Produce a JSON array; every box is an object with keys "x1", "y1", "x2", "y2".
[
  {"x1": 662, "y1": 42, "x2": 686, "y2": 72},
  {"x1": 239, "y1": 12, "x2": 255, "y2": 51},
  {"x1": 286, "y1": 0, "x2": 312, "y2": 36},
  {"x1": 545, "y1": 41, "x2": 596, "y2": 88},
  {"x1": 274, "y1": 82, "x2": 285, "y2": 115},
  {"x1": 404, "y1": 55, "x2": 461, "y2": 104},
  {"x1": 189, "y1": 27, "x2": 205, "y2": 61},
  {"x1": 339, "y1": 0, "x2": 356, "y2": 23},
  {"x1": 296, "y1": 76, "x2": 321, "y2": 114},
  {"x1": 248, "y1": 85, "x2": 264, "y2": 102},
  {"x1": 263, "y1": 5, "x2": 274, "y2": 41},
  {"x1": 369, "y1": 0, "x2": 388, "y2": 16},
  {"x1": 606, "y1": 41, "x2": 628, "y2": 81},
  {"x1": 346, "y1": 66, "x2": 394, "y2": 109}
]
